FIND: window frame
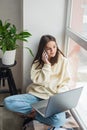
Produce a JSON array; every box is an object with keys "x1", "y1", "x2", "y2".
[{"x1": 65, "y1": 0, "x2": 87, "y2": 130}]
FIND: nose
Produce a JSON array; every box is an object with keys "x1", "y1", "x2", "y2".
[{"x1": 50, "y1": 48, "x2": 54, "y2": 52}]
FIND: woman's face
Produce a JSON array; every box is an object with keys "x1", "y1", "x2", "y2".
[{"x1": 45, "y1": 41, "x2": 57, "y2": 59}]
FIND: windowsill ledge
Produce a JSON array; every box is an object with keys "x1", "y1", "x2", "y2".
[
  {"x1": 70, "y1": 83, "x2": 87, "y2": 130},
  {"x1": 70, "y1": 109, "x2": 87, "y2": 130}
]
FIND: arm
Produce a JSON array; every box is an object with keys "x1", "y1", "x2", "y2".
[
  {"x1": 31, "y1": 63, "x2": 51, "y2": 84},
  {"x1": 58, "y1": 59, "x2": 71, "y2": 93},
  {"x1": 31, "y1": 50, "x2": 52, "y2": 84}
]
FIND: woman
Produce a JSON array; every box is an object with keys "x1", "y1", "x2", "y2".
[{"x1": 4, "y1": 35, "x2": 71, "y2": 130}]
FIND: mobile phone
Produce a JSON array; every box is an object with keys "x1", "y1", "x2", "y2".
[{"x1": 44, "y1": 50, "x2": 48, "y2": 59}]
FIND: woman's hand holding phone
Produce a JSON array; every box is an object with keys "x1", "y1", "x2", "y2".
[{"x1": 42, "y1": 50, "x2": 51, "y2": 65}]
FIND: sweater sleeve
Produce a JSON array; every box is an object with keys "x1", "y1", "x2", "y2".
[
  {"x1": 31, "y1": 63, "x2": 51, "y2": 84},
  {"x1": 58, "y1": 59, "x2": 71, "y2": 93}
]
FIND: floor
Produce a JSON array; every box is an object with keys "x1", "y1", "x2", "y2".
[
  {"x1": 0, "y1": 93, "x2": 81, "y2": 130},
  {"x1": 0, "y1": 107, "x2": 23, "y2": 130},
  {"x1": 0, "y1": 106, "x2": 81, "y2": 130}
]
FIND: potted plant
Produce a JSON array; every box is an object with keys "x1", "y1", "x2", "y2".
[{"x1": 0, "y1": 19, "x2": 33, "y2": 65}]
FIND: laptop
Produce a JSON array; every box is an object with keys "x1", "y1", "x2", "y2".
[{"x1": 31, "y1": 87, "x2": 83, "y2": 118}]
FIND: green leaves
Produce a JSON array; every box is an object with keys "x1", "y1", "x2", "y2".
[
  {"x1": 25, "y1": 47, "x2": 34, "y2": 57},
  {"x1": 17, "y1": 31, "x2": 32, "y2": 42},
  {"x1": 0, "y1": 20, "x2": 2, "y2": 26},
  {"x1": 0, "y1": 19, "x2": 33, "y2": 57}
]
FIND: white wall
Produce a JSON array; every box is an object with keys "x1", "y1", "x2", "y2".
[
  {"x1": 0, "y1": 0, "x2": 68, "y2": 92},
  {"x1": 23, "y1": 0, "x2": 67, "y2": 91},
  {"x1": 0, "y1": 0, "x2": 22, "y2": 90}
]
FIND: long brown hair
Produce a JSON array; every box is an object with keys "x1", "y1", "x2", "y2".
[{"x1": 32, "y1": 35, "x2": 64, "y2": 68}]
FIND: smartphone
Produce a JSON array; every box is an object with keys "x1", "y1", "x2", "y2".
[{"x1": 44, "y1": 50, "x2": 48, "y2": 59}]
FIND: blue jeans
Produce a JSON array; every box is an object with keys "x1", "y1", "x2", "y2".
[{"x1": 4, "y1": 94, "x2": 66, "y2": 127}]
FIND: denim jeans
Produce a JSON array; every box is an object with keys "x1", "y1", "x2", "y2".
[{"x1": 4, "y1": 94, "x2": 66, "y2": 127}]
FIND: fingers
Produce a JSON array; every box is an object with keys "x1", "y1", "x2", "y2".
[
  {"x1": 42, "y1": 50, "x2": 51, "y2": 65},
  {"x1": 42, "y1": 50, "x2": 48, "y2": 60}
]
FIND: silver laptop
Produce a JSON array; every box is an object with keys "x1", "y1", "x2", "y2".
[{"x1": 32, "y1": 87, "x2": 83, "y2": 118}]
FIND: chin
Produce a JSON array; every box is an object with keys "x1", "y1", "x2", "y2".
[
  {"x1": 51, "y1": 55, "x2": 55, "y2": 58},
  {"x1": 51, "y1": 54, "x2": 56, "y2": 57}
]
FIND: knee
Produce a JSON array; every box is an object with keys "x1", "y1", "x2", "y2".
[
  {"x1": 4, "y1": 96, "x2": 11, "y2": 109},
  {"x1": 51, "y1": 112, "x2": 66, "y2": 127}
]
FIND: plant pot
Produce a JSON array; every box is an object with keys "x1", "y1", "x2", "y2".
[{"x1": 2, "y1": 49, "x2": 16, "y2": 65}]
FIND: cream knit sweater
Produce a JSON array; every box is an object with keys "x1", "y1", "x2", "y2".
[{"x1": 26, "y1": 54, "x2": 71, "y2": 99}]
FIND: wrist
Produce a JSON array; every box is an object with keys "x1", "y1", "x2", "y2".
[{"x1": 45, "y1": 60, "x2": 51, "y2": 65}]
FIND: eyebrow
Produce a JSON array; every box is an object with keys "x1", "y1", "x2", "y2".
[{"x1": 46, "y1": 45, "x2": 56, "y2": 48}]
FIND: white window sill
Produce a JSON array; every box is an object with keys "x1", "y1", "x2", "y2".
[{"x1": 70, "y1": 83, "x2": 87, "y2": 130}]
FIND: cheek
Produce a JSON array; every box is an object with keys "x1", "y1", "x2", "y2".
[
  {"x1": 54, "y1": 48, "x2": 57, "y2": 53},
  {"x1": 46, "y1": 50, "x2": 50, "y2": 55}
]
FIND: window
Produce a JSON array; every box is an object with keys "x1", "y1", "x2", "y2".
[
  {"x1": 70, "y1": 0, "x2": 87, "y2": 39},
  {"x1": 67, "y1": 39, "x2": 87, "y2": 129},
  {"x1": 65, "y1": 0, "x2": 87, "y2": 129}
]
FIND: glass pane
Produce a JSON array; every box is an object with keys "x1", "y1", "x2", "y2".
[
  {"x1": 70, "y1": 0, "x2": 87, "y2": 39},
  {"x1": 67, "y1": 38, "x2": 87, "y2": 128}
]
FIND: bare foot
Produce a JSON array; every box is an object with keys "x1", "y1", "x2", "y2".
[
  {"x1": 17, "y1": 109, "x2": 36, "y2": 119},
  {"x1": 27, "y1": 109, "x2": 36, "y2": 118}
]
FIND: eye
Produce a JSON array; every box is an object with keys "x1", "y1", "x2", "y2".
[
  {"x1": 46, "y1": 48, "x2": 51, "y2": 51},
  {"x1": 53, "y1": 45, "x2": 56, "y2": 48}
]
